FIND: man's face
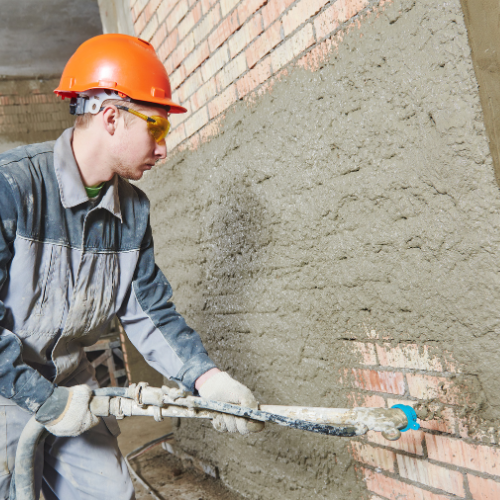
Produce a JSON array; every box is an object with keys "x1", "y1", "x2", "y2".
[{"x1": 111, "y1": 105, "x2": 168, "y2": 181}]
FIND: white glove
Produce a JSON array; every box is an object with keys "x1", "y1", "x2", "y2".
[
  {"x1": 198, "y1": 372, "x2": 265, "y2": 435},
  {"x1": 36, "y1": 385, "x2": 99, "y2": 437}
]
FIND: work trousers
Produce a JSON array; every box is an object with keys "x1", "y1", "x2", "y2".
[{"x1": 0, "y1": 403, "x2": 135, "y2": 500}]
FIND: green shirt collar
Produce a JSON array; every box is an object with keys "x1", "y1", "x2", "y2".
[{"x1": 85, "y1": 182, "x2": 105, "y2": 199}]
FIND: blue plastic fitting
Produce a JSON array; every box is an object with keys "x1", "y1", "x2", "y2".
[{"x1": 391, "y1": 404, "x2": 420, "y2": 432}]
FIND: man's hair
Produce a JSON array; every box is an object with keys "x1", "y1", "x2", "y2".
[{"x1": 73, "y1": 99, "x2": 149, "y2": 129}]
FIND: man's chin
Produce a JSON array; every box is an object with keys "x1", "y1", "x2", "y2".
[{"x1": 120, "y1": 171, "x2": 144, "y2": 181}]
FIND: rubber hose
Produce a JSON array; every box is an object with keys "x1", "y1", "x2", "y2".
[{"x1": 10, "y1": 417, "x2": 47, "y2": 500}]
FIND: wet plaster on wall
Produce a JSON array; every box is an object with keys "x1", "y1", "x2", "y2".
[{"x1": 138, "y1": 0, "x2": 499, "y2": 497}]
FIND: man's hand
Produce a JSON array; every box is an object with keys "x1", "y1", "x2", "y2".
[
  {"x1": 197, "y1": 370, "x2": 265, "y2": 435},
  {"x1": 35, "y1": 385, "x2": 99, "y2": 437}
]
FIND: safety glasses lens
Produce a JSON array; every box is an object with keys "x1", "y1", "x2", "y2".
[{"x1": 147, "y1": 116, "x2": 171, "y2": 143}]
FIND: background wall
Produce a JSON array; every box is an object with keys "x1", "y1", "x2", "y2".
[
  {"x1": 120, "y1": 0, "x2": 500, "y2": 498},
  {"x1": 0, "y1": 0, "x2": 102, "y2": 152},
  {"x1": 0, "y1": 78, "x2": 74, "y2": 153}
]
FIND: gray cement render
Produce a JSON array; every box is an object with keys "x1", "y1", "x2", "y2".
[
  {"x1": 0, "y1": 0, "x2": 102, "y2": 78},
  {"x1": 137, "y1": 0, "x2": 500, "y2": 497}
]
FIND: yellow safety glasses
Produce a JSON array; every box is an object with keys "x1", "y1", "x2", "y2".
[{"x1": 101, "y1": 105, "x2": 171, "y2": 143}]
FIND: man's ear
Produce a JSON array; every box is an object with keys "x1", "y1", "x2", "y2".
[{"x1": 101, "y1": 105, "x2": 119, "y2": 136}]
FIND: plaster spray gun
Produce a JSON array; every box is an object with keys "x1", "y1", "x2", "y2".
[{"x1": 12, "y1": 383, "x2": 420, "y2": 500}]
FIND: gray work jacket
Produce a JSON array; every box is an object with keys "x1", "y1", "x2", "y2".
[{"x1": 0, "y1": 128, "x2": 216, "y2": 413}]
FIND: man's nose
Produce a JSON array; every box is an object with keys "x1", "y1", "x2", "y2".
[{"x1": 155, "y1": 140, "x2": 167, "y2": 160}]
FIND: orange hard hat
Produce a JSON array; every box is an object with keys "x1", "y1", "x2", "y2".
[{"x1": 54, "y1": 34, "x2": 187, "y2": 114}]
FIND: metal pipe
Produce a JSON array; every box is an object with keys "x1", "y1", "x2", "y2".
[
  {"x1": 90, "y1": 396, "x2": 410, "y2": 438},
  {"x1": 93, "y1": 387, "x2": 129, "y2": 397}
]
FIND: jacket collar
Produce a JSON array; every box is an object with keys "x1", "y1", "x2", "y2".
[{"x1": 54, "y1": 128, "x2": 122, "y2": 222}]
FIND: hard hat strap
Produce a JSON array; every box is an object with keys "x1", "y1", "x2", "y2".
[{"x1": 69, "y1": 89, "x2": 130, "y2": 115}]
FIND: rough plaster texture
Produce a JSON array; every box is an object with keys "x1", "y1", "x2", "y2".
[{"x1": 138, "y1": 0, "x2": 499, "y2": 497}]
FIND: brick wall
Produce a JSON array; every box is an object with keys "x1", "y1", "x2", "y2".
[
  {"x1": 130, "y1": 0, "x2": 372, "y2": 152},
  {"x1": 0, "y1": 78, "x2": 74, "y2": 152},
  {"x1": 344, "y1": 339, "x2": 500, "y2": 500},
  {"x1": 119, "y1": 0, "x2": 500, "y2": 498}
]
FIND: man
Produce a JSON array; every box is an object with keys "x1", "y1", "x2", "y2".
[{"x1": 0, "y1": 34, "x2": 263, "y2": 499}]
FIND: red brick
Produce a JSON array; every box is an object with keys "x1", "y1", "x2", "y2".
[
  {"x1": 314, "y1": 0, "x2": 368, "y2": 40},
  {"x1": 199, "y1": 113, "x2": 223, "y2": 143},
  {"x1": 283, "y1": 0, "x2": 329, "y2": 36},
  {"x1": 468, "y1": 474, "x2": 500, "y2": 500},
  {"x1": 132, "y1": 0, "x2": 147, "y2": 21},
  {"x1": 134, "y1": 12, "x2": 147, "y2": 35},
  {"x1": 366, "y1": 429, "x2": 424, "y2": 456},
  {"x1": 236, "y1": 56, "x2": 272, "y2": 98},
  {"x1": 426, "y1": 434, "x2": 500, "y2": 476},
  {"x1": 377, "y1": 343, "x2": 444, "y2": 371},
  {"x1": 216, "y1": 52, "x2": 247, "y2": 90},
  {"x1": 200, "y1": 0, "x2": 210, "y2": 15},
  {"x1": 350, "y1": 442, "x2": 395, "y2": 472},
  {"x1": 208, "y1": 11, "x2": 240, "y2": 52},
  {"x1": 165, "y1": 0, "x2": 190, "y2": 32},
  {"x1": 387, "y1": 399, "x2": 456, "y2": 434},
  {"x1": 271, "y1": 22, "x2": 315, "y2": 73},
  {"x1": 407, "y1": 374, "x2": 478, "y2": 406},
  {"x1": 349, "y1": 341, "x2": 378, "y2": 366},
  {"x1": 363, "y1": 468, "x2": 453, "y2": 500},
  {"x1": 150, "y1": 22, "x2": 167, "y2": 50},
  {"x1": 184, "y1": 40, "x2": 210, "y2": 76},
  {"x1": 208, "y1": 84, "x2": 238, "y2": 119},
  {"x1": 348, "y1": 392, "x2": 385, "y2": 408},
  {"x1": 140, "y1": 13, "x2": 159, "y2": 42},
  {"x1": 237, "y1": 0, "x2": 267, "y2": 24},
  {"x1": 262, "y1": 0, "x2": 296, "y2": 29},
  {"x1": 169, "y1": 66, "x2": 186, "y2": 91},
  {"x1": 193, "y1": 4, "x2": 222, "y2": 44},
  {"x1": 178, "y1": 70, "x2": 204, "y2": 103},
  {"x1": 158, "y1": 28, "x2": 179, "y2": 62},
  {"x1": 157, "y1": 0, "x2": 180, "y2": 24},
  {"x1": 144, "y1": 0, "x2": 161, "y2": 22},
  {"x1": 297, "y1": 37, "x2": 335, "y2": 71},
  {"x1": 201, "y1": 45, "x2": 230, "y2": 82},
  {"x1": 167, "y1": 32, "x2": 195, "y2": 71},
  {"x1": 397, "y1": 455, "x2": 465, "y2": 497},
  {"x1": 167, "y1": 122, "x2": 186, "y2": 151},
  {"x1": 184, "y1": 105, "x2": 209, "y2": 138},
  {"x1": 220, "y1": 0, "x2": 240, "y2": 17},
  {"x1": 190, "y1": 77, "x2": 218, "y2": 110},
  {"x1": 178, "y1": 2, "x2": 202, "y2": 40},
  {"x1": 228, "y1": 14, "x2": 263, "y2": 58},
  {"x1": 246, "y1": 21, "x2": 282, "y2": 68},
  {"x1": 341, "y1": 368, "x2": 405, "y2": 395}
]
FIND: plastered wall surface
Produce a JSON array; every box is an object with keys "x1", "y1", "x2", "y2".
[{"x1": 136, "y1": 0, "x2": 499, "y2": 498}]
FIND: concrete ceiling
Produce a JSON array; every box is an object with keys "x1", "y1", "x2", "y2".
[{"x1": 0, "y1": 0, "x2": 102, "y2": 78}]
